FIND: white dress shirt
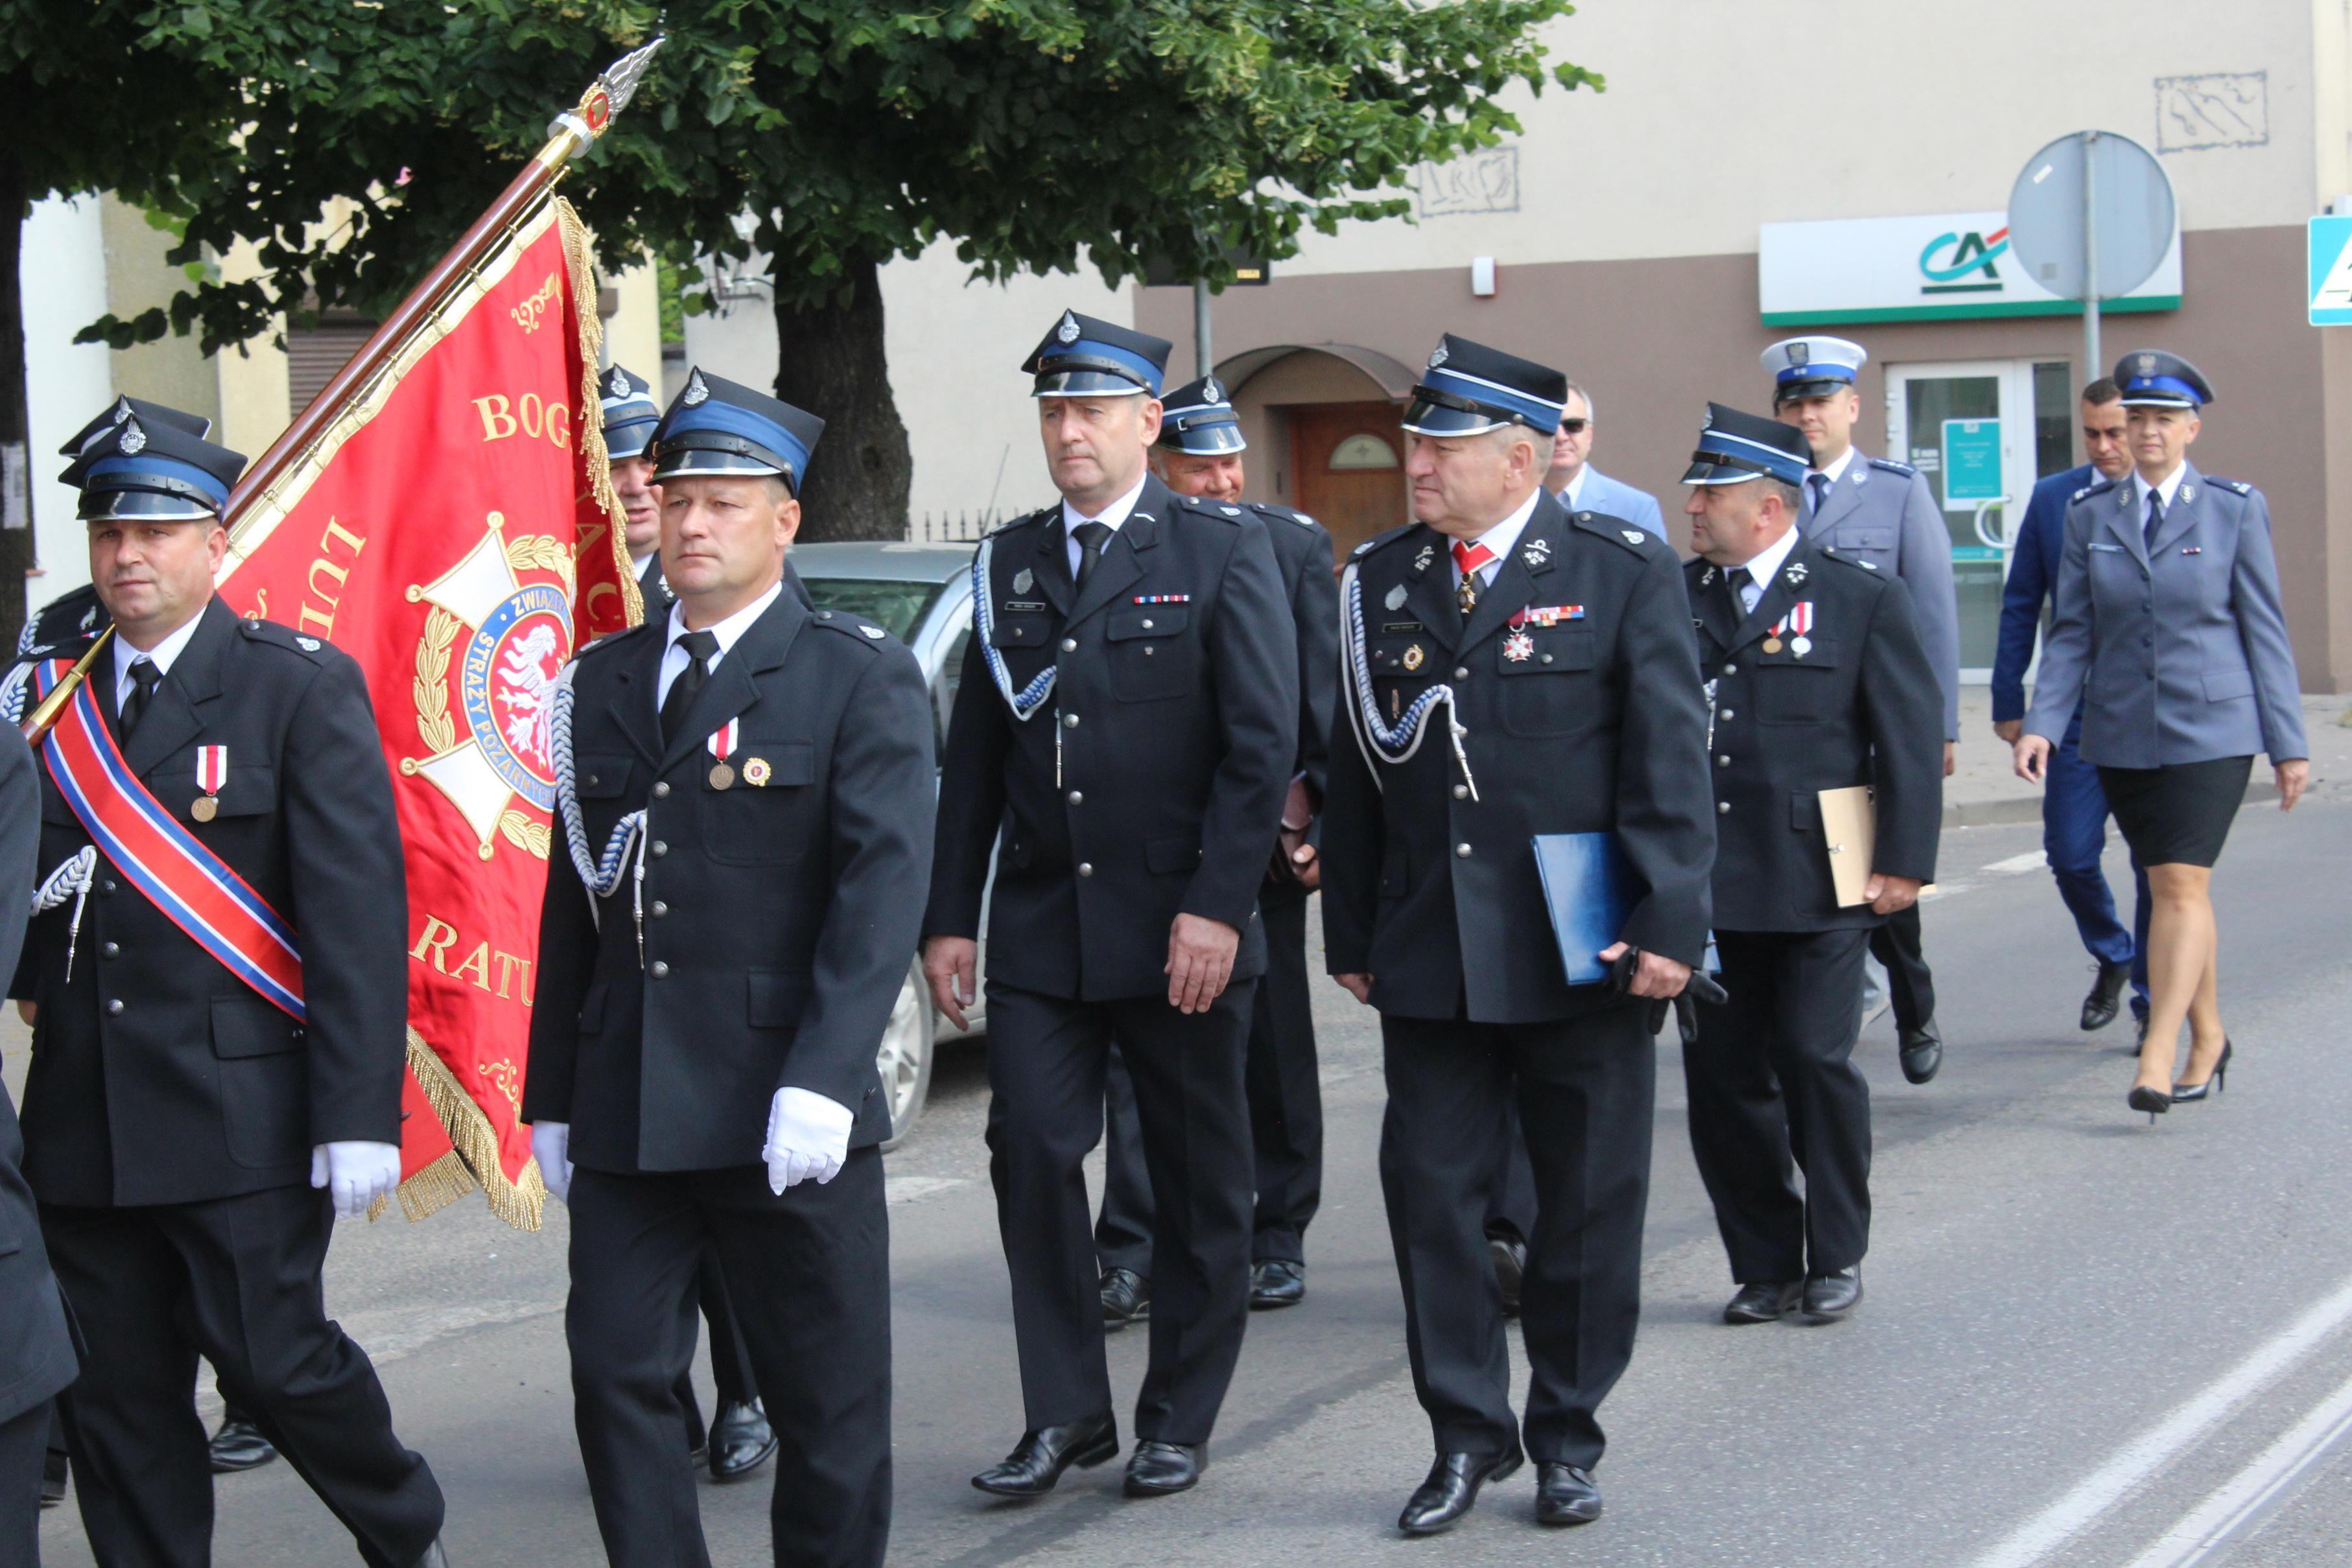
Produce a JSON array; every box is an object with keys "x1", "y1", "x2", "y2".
[
  {"x1": 1729, "y1": 524, "x2": 1803, "y2": 615},
  {"x1": 655, "y1": 580, "x2": 782, "y2": 708},
  {"x1": 1059, "y1": 474, "x2": 1148, "y2": 578},
  {"x1": 113, "y1": 609, "x2": 207, "y2": 710},
  {"x1": 2131, "y1": 463, "x2": 2189, "y2": 517},
  {"x1": 1449, "y1": 486, "x2": 1545, "y2": 591}
]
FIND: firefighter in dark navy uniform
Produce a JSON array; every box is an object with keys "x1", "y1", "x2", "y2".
[
  {"x1": 1675, "y1": 404, "x2": 1943, "y2": 1329},
  {"x1": 1093, "y1": 373, "x2": 1337, "y2": 1320},
  {"x1": 1322, "y1": 335, "x2": 1714, "y2": 1536},
  {"x1": 8, "y1": 401, "x2": 449, "y2": 1568},
  {"x1": 924, "y1": 312, "x2": 1297, "y2": 1501},
  {"x1": 527, "y1": 369, "x2": 933, "y2": 1568}
]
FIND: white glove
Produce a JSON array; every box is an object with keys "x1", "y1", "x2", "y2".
[
  {"x1": 764, "y1": 1088, "x2": 853, "y2": 1193},
  {"x1": 531, "y1": 1121, "x2": 574, "y2": 1206},
  {"x1": 309, "y1": 1141, "x2": 401, "y2": 1219}
]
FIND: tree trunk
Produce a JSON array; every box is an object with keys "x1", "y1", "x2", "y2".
[
  {"x1": 771, "y1": 257, "x2": 912, "y2": 543},
  {"x1": 0, "y1": 153, "x2": 39, "y2": 650}
]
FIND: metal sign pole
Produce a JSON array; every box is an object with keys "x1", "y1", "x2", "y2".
[
  {"x1": 1193, "y1": 277, "x2": 1214, "y2": 382},
  {"x1": 2082, "y1": 130, "x2": 2102, "y2": 387}
]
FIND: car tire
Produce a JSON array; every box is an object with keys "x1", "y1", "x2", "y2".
[{"x1": 876, "y1": 959, "x2": 937, "y2": 1151}]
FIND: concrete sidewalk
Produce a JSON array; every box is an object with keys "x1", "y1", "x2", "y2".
[{"x1": 1942, "y1": 690, "x2": 2351, "y2": 826}]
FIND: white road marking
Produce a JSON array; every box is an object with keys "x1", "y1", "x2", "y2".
[
  {"x1": 1968, "y1": 1272, "x2": 2352, "y2": 1568},
  {"x1": 1982, "y1": 850, "x2": 2049, "y2": 875},
  {"x1": 2120, "y1": 1366, "x2": 2352, "y2": 1568},
  {"x1": 886, "y1": 1175, "x2": 970, "y2": 1206}
]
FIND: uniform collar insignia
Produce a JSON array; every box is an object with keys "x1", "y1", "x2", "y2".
[
  {"x1": 1523, "y1": 537, "x2": 1552, "y2": 567},
  {"x1": 1412, "y1": 543, "x2": 1436, "y2": 574},
  {"x1": 2180, "y1": 484, "x2": 2196, "y2": 504},
  {"x1": 1784, "y1": 561, "x2": 1808, "y2": 585},
  {"x1": 1700, "y1": 565, "x2": 1718, "y2": 587}
]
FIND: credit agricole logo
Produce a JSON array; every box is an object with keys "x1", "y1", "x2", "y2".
[{"x1": 1919, "y1": 226, "x2": 2010, "y2": 296}]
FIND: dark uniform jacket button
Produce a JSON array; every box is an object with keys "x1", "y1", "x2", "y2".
[
  {"x1": 649, "y1": 961, "x2": 670, "y2": 979},
  {"x1": 105, "y1": 999, "x2": 124, "y2": 1016},
  {"x1": 652, "y1": 781, "x2": 670, "y2": 799}
]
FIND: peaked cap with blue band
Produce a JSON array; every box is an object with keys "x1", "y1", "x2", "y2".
[
  {"x1": 57, "y1": 396, "x2": 211, "y2": 460},
  {"x1": 60, "y1": 404, "x2": 246, "y2": 522},
  {"x1": 649, "y1": 367, "x2": 825, "y2": 493},
  {"x1": 1155, "y1": 375, "x2": 1247, "y2": 455},
  {"x1": 598, "y1": 362, "x2": 663, "y2": 460},
  {"x1": 1683, "y1": 403, "x2": 1813, "y2": 487},
  {"x1": 1762, "y1": 335, "x2": 1868, "y2": 405},
  {"x1": 2113, "y1": 349, "x2": 2212, "y2": 409},
  {"x1": 1023, "y1": 310, "x2": 1172, "y2": 397},
  {"x1": 1402, "y1": 334, "x2": 1568, "y2": 436}
]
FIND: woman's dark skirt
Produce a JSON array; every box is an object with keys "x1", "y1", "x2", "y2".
[{"x1": 2097, "y1": 755, "x2": 2255, "y2": 869}]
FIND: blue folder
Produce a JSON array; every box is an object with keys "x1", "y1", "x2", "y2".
[{"x1": 1531, "y1": 833, "x2": 1636, "y2": 987}]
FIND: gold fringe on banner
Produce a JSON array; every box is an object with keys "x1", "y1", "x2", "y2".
[
  {"x1": 399, "y1": 1028, "x2": 548, "y2": 1230},
  {"x1": 555, "y1": 196, "x2": 644, "y2": 633}
]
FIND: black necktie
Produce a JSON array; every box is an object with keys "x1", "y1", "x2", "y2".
[
  {"x1": 121, "y1": 659, "x2": 161, "y2": 739},
  {"x1": 1806, "y1": 473, "x2": 1830, "y2": 521},
  {"x1": 2144, "y1": 491, "x2": 2164, "y2": 550},
  {"x1": 1731, "y1": 567, "x2": 1758, "y2": 616},
  {"x1": 1072, "y1": 521, "x2": 1112, "y2": 591},
  {"x1": 659, "y1": 629, "x2": 719, "y2": 744}
]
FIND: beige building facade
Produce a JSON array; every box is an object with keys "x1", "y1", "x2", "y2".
[{"x1": 1133, "y1": 0, "x2": 2352, "y2": 692}]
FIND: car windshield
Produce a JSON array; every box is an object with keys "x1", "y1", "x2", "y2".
[{"x1": 796, "y1": 578, "x2": 947, "y2": 641}]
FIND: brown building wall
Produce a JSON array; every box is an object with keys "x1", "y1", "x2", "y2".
[{"x1": 1137, "y1": 224, "x2": 2344, "y2": 692}]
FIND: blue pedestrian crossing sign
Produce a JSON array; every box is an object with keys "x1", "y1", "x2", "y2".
[{"x1": 2309, "y1": 216, "x2": 2352, "y2": 324}]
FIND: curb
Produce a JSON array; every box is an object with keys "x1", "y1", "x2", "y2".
[{"x1": 1944, "y1": 780, "x2": 2280, "y2": 830}]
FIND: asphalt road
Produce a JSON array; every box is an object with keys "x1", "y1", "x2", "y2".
[{"x1": 25, "y1": 779, "x2": 2352, "y2": 1567}]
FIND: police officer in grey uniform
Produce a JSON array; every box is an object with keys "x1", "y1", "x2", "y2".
[
  {"x1": 2017, "y1": 351, "x2": 2307, "y2": 1119},
  {"x1": 924, "y1": 313, "x2": 1296, "y2": 1501},
  {"x1": 1677, "y1": 405, "x2": 1944, "y2": 1325},
  {"x1": 1324, "y1": 336, "x2": 1713, "y2": 1535},
  {"x1": 1094, "y1": 375, "x2": 1337, "y2": 1317},
  {"x1": 529, "y1": 369, "x2": 934, "y2": 1568},
  {"x1": 1767, "y1": 336, "x2": 1958, "y2": 1084}
]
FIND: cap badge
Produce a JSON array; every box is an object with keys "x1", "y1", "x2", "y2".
[
  {"x1": 1012, "y1": 567, "x2": 1034, "y2": 594},
  {"x1": 1384, "y1": 583, "x2": 1408, "y2": 611},
  {"x1": 110, "y1": 401, "x2": 133, "y2": 425},
  {"x1": 2137, "y1": 353, "x2": 2157, "y2": 375},
  {"x1": 1056, "y1": 311, "x2": 1081, "y2": 344},
  {"x1": 681, "y1": 370, "x2": 710, "y2": 406},
  {"x1": 606, "y1": 368, "x2": 628, "y2": 397},
  {"x1": 1700, "y1": 408, "x2": 1713, "y2": 429},
  {"x1": 1202, "y1": 377, "x2": 1222, "y2": 403},
  {"x1": 119, "y1": 422, "x2": 147, "y2": 456},
  {"x1": 1427, "y1": 342, "x2": 1450, "y2": 368},
  {"x1": 1789, "y1": 342, "x2": 1811, "y2": 366}
]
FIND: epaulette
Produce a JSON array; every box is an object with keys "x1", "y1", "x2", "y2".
[
  {"x1": 2071, "y1": 478, "x2": 2120, "y2": 504},
  {"x1": 574, "y1": 621, "x2": 656, "y2": 662},
  {"x1": 18, "y1": 583, "x2": 106, "y2": 657},
  {"x1": 1349, "y1": 521, "x2": 1421, "y2": 561},
  {"x1": 808, "y1": 607, "x2": 893, "y2": 646},
  {"x1": 1868, "y1": 456, "x2": 1918, "y2": 478},
  {"x1": 1817, "y1": 546, "x2": 1879, "y2": 574},
  {"x1": 1174, "y1": 495, "x2": 1247, "y2": 525},
  {"x1": 1573, "y1": 511, "x2": 1662, "y2": 556},
  {"x1": 987, "y1": 504, "x2": 1058, "y2": 540},
  {"x1": 2205, "y1": 476, "x2": 2253, "y2": 497},
  {"x1": 237, "y1": 616, "x2": 331, "y2": 661},
  {"x1": 1245, "y1": 500, "x2": 1322, "y2": 530}
]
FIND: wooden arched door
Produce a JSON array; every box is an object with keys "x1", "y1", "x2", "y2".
[{"x1": 1289, "y1": 402, "x2": 1407, "y2": 564}]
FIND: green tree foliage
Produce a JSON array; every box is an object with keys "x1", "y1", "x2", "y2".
[{"x1": 9, "y1": 0, "x2": 1595, "y2": 543}]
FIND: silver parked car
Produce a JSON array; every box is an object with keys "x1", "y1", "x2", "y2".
[{"x1": 794, "y1": 541, "x2": 985, "y2": 1147}]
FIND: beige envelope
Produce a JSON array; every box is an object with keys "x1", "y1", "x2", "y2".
[{"x1": 1819, "y1": 784, "x2": 1932, "y2": 906}]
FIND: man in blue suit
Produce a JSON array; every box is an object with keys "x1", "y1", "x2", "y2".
[
  {"x1": 1992, "y1": 379, "x2": 2150, "y2": 1035},
  {"x1": 1544, "y1": 384, "x2": 1665, "y2": 538}
]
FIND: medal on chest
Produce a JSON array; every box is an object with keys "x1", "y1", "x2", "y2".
[
  {"x1": 707, "y1": 718, "x2": 738, "y2": 790},
  {"x1": 191, "y1": 745, "x2": 226, "y2": 822},
  {"x1": 1764, "y1": 601, "x2": 1815, "y2": 657}
]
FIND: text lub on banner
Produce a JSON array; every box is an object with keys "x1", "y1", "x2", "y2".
[{"x1": 215, "y1": 197, "x2": 639, "y2": 1227}]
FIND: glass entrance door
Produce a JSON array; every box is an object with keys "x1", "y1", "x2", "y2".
[{"x1": 1885, "y1": 360, "x2": 2040, "y2": 678}]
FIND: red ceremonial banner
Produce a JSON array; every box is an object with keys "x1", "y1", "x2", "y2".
[{"x1": 215, "y1": 198, "x2": 638, "y2": 1226}]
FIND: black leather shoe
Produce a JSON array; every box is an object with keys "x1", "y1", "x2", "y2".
[
  {"x1": 208, "y1": 1416, "x2": 279, "y2": 1473},
  {"x1": 405, "y1": 1541, "x2": 451, "y2": 1568},
  {"x1": 971, "y1": 1413, "x2": 1119, "y2": 1497},
  {"x1": 1398, "y1": 1446, "x2": 1523, "y2": 1536},
  {"x1": 1249, "y1": 1258, "x2": 1306, "y2": 1310},
  {"x1": 1898, "y1": 1019, "x2": 1942, "y2": 1084},
  {"x1": 1100, "y1": 1268, "x2": 1150, "y2": 1330},
  {"x1": 1535, "y1": 1462, "x2": 1603, "y2": 1526},
  {"x1": 40, "y1": 1449, "x2": 64, "y2": 1508},
  {"x1": 2081, "y1": 961, "x2": 2131, "y2": 1031},
  {"x1": 1123, "y1": 1440, "x2": 1202, "y2": 1496},
  {"x1": 1489, "y1": 1235, "x2": 1527, "y2": 1318},
  {"x1": 1802, "y1": 1267, "x2": 1863, "y2": 1322},
  {"x1": 1722, "y1": 1281, "x2": 1802, "y2": 1324},
  {"x1": 707, "y1": 1399, "x2": 778, "y2": 1482}
]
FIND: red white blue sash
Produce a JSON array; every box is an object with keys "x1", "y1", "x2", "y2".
[{"x1": 32, "y1": 659, "x2": 305, "y2": 1021}]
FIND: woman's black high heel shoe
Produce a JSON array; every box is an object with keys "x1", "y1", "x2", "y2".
[
  {"x1": 2172, "y1": 1039, "x2": 2234, "y2": 1104},
  {"x1": 2128, "y1": 1085, "x2": 2171, "y2": 1123}
]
